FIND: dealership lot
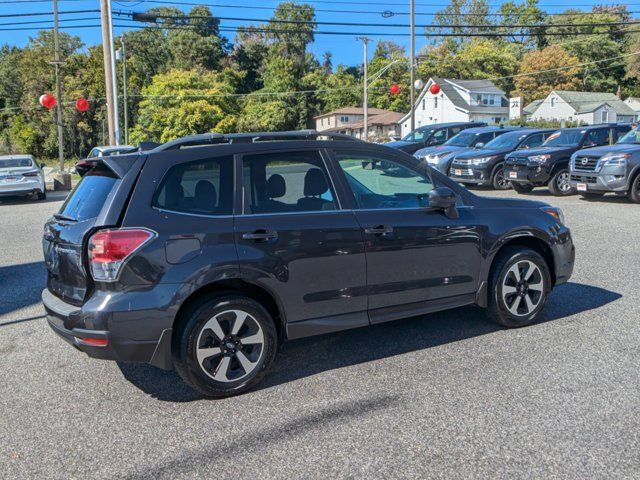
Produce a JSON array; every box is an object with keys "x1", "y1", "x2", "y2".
[{"x1": 1, "y1": 188, "x2": 639, "y2": 479}]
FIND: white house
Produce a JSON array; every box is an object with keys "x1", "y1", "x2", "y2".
[
  {"x1": 314, "y1": 107, "x2": 403, "y2": 140},
  {"x1": 527, "y1": 91, "x2": 637, "y2": 124},
  {"x1": 399, "y1": 77, "x2": 509, "y2": 136},
  {"x1": 314, "y1": 107, "x2": 389, "y2": 132}
]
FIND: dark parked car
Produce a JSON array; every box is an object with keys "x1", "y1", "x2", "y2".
[
  {"x1": 505, "y1": 124, "x2": 632, "y2": 196},
  {"x1": 414, "y1": 126, "x2": 520, "y2": 175},
  {"x1": 570, "y1": 126, "x2": 640, "y2": 202},
  {"x1": 42, "y1": 130, "x2": 574, "y2": 397},
  {"x1": 450, "y1": 129, "x2": 556, "y2": 190},
  {"x1": 386, "y1": 122, "x2": 487, "y2": 154}
]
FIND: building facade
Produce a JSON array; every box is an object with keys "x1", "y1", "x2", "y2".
[
  {"x1": 399, "y1": 77, "x2": 509, "y2": 136},
  {"x1": 526, "y1": 91, "x2": 637, "y2": 124},
  {"x1": 314, "y1": 107, "x2": 403, "y2": 141}
]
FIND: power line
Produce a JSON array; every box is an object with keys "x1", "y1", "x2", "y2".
[{"x1": 0, "y1": 9, "x2": 99, "y2": 18}]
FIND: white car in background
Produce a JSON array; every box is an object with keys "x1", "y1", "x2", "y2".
[
  {"x1": 0, "y1": 154, "x2": 46, "y2": 201},
  {"x1": 87, "y1": 145, "x2": 137, "y2": 158}
]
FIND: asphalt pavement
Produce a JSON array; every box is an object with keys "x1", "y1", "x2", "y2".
[{"x1": 0, "y1": 187, "x2": 639, "y2": 479}]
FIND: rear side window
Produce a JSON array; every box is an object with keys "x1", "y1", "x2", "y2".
[
  {"x1": 153, "y1": 156, "x2": 233, "y2": 215},
  {"x1": 59, "y1": 171, "x2": 118, "y2": 221}
]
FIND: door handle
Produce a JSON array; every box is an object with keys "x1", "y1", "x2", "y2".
[
  {"x1": 364, "y1": 225, "x2": 394, "y2": 237},
  {"x1": 242, "y1": 229, "x2": 278, "y2": 242}
]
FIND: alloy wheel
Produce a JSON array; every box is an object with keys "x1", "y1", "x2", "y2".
[
  {"x1": 494, "y1": 168, "x2": 510, "y2": 189},
  {"x1": 501, "y1": 260, "x2": 545, "y2": 317},
  {"x1": 195, "y1": 309, "x2": 265, "y2": 383},
  {"x1": 556, "y1": 171, "x2": 572, "y2": 193}
]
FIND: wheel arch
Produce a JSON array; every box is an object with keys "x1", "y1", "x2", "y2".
[{"x1": 477, "y1": 232, "x2": 556, "y2": 307}]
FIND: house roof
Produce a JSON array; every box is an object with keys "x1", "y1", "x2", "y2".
[
  {"x1": 313, "y1": 107, "x2": 388, "y2": 119},
  {"x1": 554, "y1": 91, "x2": 637, "y2": 116},
  {"x1": 447, "y1": 79, "x2": 505, "y2": 95},
  {"x1": 523, "y1": 99, "x2": 543, "y2": 115}
]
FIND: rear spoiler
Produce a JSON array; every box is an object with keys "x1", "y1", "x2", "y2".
[{"x1": 75, "y1": 154, "x2": 143, "y2": 178}]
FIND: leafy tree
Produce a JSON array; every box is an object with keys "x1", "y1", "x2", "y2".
[
  {"x1": 367, "y1": 41, "x2": 411, "y2": 112},
  {"x1": 497, "y1": 0, "x2": 546, "y2": 48},
  {"x1": 267, "y1": 2, "x2": 315, "y2": 67},
  {"x1": 322, "y1": 52, "x2": 333, "y2": 74},
  {"x1": 129, "y1": 68, "x2": 239, "y2": 143},
  {"x1": 429, "y1": 0, "x2": 493, "y2": 44},
  {"x1": 513, "y1": 45, "x2": 582, "y2": 102}
]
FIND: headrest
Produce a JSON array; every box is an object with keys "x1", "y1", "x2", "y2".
[
  {"x1": 303, "y1": 168, "x2": 328, "y2": 196},
  {"x1": 194, "y1": 180, "x2": 217, "y2": 210},
  {"x1": 266, "y1": 174, "x2": 286, "y2": 199}
]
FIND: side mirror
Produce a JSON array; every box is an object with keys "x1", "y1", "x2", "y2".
[
  {"x1": 474, "y1": 142, "x2": 485, "y2": 149},
  {"x1": 40, "y1": 162, "x2": 46, "y2": 168},
  {"x1": 428, "y1": 187, "x2": 458, "y2": 219}
]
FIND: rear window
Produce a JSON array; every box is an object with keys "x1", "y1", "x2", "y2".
[
  {"x1": 0, "y1": 157, "x2": 32, "y2": 168},
  {"x1": 153, "y1": 156, "x2": 233, "y2": 215},
  {"x1": 58, "y1": 171, "x2": 118, "y2": 221}
]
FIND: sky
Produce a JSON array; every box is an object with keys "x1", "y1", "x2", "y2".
[{"x1": 0, "y1": 0, "x2": 630, "y2": 67}]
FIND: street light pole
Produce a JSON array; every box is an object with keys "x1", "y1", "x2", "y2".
[
  {"x1": 52, "y1": 0, "x2": 64, "y2": 171},
  {"x1": 357, "y1": 36, "x2": 370, "y2": 141},
  {"x1": 100, "y1": 0, "x2": 119, "y2": 145},
  {"x1": 410, "y1": 0, "x2": 416, "y2": 132}
]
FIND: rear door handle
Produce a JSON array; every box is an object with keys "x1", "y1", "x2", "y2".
[
  {"x1": 242, "y1": 230, "x2": 278, "y2": 242},
  {"x1": 364, "y1": 225, "x2": 394, "y2": 237}
]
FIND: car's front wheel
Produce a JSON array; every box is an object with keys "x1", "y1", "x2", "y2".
[
  {"x1": 491, "y1": 164, "x2": 511, "y2": 190},
  {"x1": 511, "y1": 182, "x2": 534, "y2": 194},
  {"x1": 173, "y1": 295, "x2": 278, "y2": 398},
  {"x1": 548, "y1": 169, "x2": 574, "y2": 196},
  {"x1": 487, "y1": 247, "x2": 551, "y2": 328},
  {"x1": 628, "y1": 172, "x2": 640, "y2": 203}
]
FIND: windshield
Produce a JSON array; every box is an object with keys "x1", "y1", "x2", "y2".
[
  {"x1": 445, "y1": 131, "x2": 477, "y2": 147},
  {"x1": 0, "y1": 157, "x2": 33, "y2": 169},
  {"x1": 543, "y1": 130, "x2": 583, "y2": 147},
  {"x1": 402, "y1": 128, "x2": 434, "y2": 142},
  {"x1": 617, "y1": 128, "x2": 640, "y2": 144},
  {"x1": 483, "y1": 131, "x2": 526, "y2": 150}
]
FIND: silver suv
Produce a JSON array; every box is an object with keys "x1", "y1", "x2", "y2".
[{"x1": 570, "y1": 127, "x2": 640, "y2": 202}]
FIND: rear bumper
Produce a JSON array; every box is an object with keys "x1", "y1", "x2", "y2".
[
  {"x1": 0, "y1": 178, "x2": 45, "y2": 196},
  {"x1": 42, "y1": 287, "x2": 175, "y2": 369}
]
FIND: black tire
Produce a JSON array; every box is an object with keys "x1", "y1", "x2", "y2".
[
  {"x1": 491, "y1": 163, "x2": 511, "y2": 190},
  {"x1": 579, "y1": 192, "x2": 604, "y2": 199},
  {"x1": 487, "y1": 247, "x2": 552, "y2": 328},
  {"x1": 37, "y1": 190, "x2": 46, "y2": 200},
  {"x1": 173, "y1": 294, "x2": 278, "y2": 398},
  {"x1": 511, "y1": 182, "x2": 535, "y2": 194},
  {"x1": 548, "y1": 168, "x2": 574, "y2": 196},
  {"x1": 628, "y1": 171, "x2": 640, "y2": 203}
]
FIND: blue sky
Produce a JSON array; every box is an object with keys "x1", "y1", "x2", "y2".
[{"x1": 0, "y1": 0, "x2": 627, "y2": 67}]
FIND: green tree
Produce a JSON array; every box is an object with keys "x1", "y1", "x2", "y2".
[
  {"x1": 497, "y1": 0, "x2": 546, "y2": 48},
  {"x1": 367, "y1": 41, "x2": 411, "y2": 112},
  {"x1": 130, "y1": 68, "x2": 239, "y2": 143}
]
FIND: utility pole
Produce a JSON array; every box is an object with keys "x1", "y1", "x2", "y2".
[
  {"x1": 100, "y1": 0, "x2": 118, "y2": 145},
  {"x1": 409, "y1": 0, "x2": 416, "y2": 132},
  {"x1": 357, "y1": 36, "x2": 370, "y2": 141},
  {"x1": 52, "y1": 0, "x2": 64, "y2": 171},
  {"x1": 117, "y1": 36, "x2": 128, "y2": 144}
]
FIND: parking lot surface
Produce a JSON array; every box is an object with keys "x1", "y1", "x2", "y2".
[{"x1": 1, "y1": 188, "x2": 639, "y2": 479}]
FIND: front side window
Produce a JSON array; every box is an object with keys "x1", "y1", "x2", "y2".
[
  {"x1": 431, "y1": 129, "x2": 447, "y2": 143},
  {"x1": 584, "y1": 129, "x2": 609, "y2": 147},
  {"x1": 519, "y1": 133, "x2": 545, "y2": 149},
  {"x1": 153, "y1": 156, "x2": 233, "y2": 215},
  {"x1": 243, "y1": 150, "x2": 336, "y2": 214},
  {"x1": 334, "y1": 152, "x2": 434, "y2": 210}
]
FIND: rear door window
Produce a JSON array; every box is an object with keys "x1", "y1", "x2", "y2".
[
  {"x1": 153, "y1": 156, "x2": 233, "y2": 215},
  {"x1": 584, "y1": 128, "x2": 609, "y2": 147},
  {"x1": 58, "y1": 171, "x2": 118, "y2": 221}
]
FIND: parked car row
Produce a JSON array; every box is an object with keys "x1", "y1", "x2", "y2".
[{"x1": 401, "y1": 122, "x2": 640, "y2": 202}]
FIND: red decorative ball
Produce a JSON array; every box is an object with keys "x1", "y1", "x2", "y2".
[
  {"x1": 429, "y1": 83, "x2": 440, "y2": 95},
  {"x1": 389, "y1": 84, "x2": 400, "y2": 95},
  {"x1": 39, "y1": 94, "x2": 56, "y2": 110},
  {"x1": 76, "y1": 98, "x2": 89, "y2": 112}
]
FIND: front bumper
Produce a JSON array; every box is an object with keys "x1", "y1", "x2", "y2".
[
  {"x1": 570, "y1": 169, "x2": 629, "y2": 193},
  {"x1": 42, "y1": 286, "x2": 177, "y2": 369},
  {"x1": 504, "y1": 162, "x2": 551, "y2": 185},
  {"x1": 449, "y1": 164, "x2": 492, "y2": 185},
  {"x1": 551, "y1": 228, "x2": 575, "y2": 286}
]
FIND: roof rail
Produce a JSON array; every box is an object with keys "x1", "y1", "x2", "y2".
[{"x1": 153, "y1": 130, "x2": 360, "y2": 151}]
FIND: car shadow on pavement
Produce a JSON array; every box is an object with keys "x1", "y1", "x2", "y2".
[
  {"x1": 117, "y1": 281, "x2": 621, "y2": 402},
  {"x1": 0, "y1": 261, "x2": 46, "y2": 316},
  {"x1": 0, "y1": 191, "x2": 68, "y2": 206}
]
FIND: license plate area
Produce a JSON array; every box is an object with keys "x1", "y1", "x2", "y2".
[
  {"x1": 509, "y1": 171, "x2": 518, "y2": 179},
  {"x1": 454, "y1": 169, "x2": 462, "y2": 176},
  {"x1": 576, "y1": 182, "x2": 587, "y2": 192}
]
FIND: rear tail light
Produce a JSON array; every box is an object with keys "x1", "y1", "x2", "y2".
[
  {"x1": 88, "y1": 228, "x2": 156, "y2": 281},
  {"x1": 23, "y1": 171, "x2": 39, "y2": 177}
]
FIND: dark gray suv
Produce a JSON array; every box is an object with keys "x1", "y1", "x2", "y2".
[{"x1": 42, "y1": 131, "x2": 574, "y2": 397}]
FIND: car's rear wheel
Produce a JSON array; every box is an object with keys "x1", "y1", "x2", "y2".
[
  {"x1": 628, "y1": 172, "x2": 640, "y2": 203},
  {"x1": 548, "y1": 169, "x2": 574, "y2": 196},
  {"x1": 491, "y1": 164, "x2": 511, "y2": 190},
  {"x1": 487, "y1": 247, "x2": 551, "y2": 328},
  {"x1": 511, "y1": 182, "x2": 534, "y2": 194},
  {"x1": 37, "y1": 190, "x2": 46, "y2": 200},
  {"x1": 173, "y1": 295, "x2": 277, "y2": 398}
]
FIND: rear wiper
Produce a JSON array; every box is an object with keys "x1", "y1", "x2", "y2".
[{"x1": 53, "y1": 213, "x2": 77, "y2": 222}]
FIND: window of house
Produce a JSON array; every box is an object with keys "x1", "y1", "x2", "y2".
[
  {"x1": 422, "y1": 99, "x2": 426, "y2": 110},
  {"x1": 340, "y1": 116, "x2": 349, "y2": 123},
  {"x1": 601, "y1": 110, "x2": 609, "y2": 123},
  {"x1": 434, "y1": 96, "x2": 438, "y2": 108},
  {"x1": 551, "y1": 97, "x2": 555, "y2": 108}
]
